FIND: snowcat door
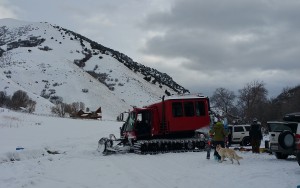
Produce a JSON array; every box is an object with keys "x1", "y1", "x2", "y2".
[
  {"x1": 120, "y1": 111, "x2": 137, "y2": 139},
  {"x1": 120, "y1": 112, "x2": 130, "y2": 137},
  {"x1": 135, "y1": 110, "x2": 152, "y2": 139}
]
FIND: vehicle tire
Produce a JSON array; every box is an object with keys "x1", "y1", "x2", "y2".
[
  {"x1": 241, "y1": 136, "x2": 251, "y2": 146},
  {"x1": 297, "y1": 152, "x2": 300, "y2": 166},
  {"x1": 196, "y1": 141, "x2": 206, "y2": 149},
  {"x1": 278, "y1": 131, "x2": 295, "y2": 150},
  {"x1": 185, "y1": 141, "x2": 195, "y2": 150},
  {"x1": 275, "y1": 152, "x2": 289, "y2": 159}
]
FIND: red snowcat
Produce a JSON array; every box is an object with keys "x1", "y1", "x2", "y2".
[{"x1": 98, "y1": 94, "x2": 211, "y2": 155}]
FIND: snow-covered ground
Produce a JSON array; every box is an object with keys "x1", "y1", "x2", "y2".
[{"x1": 0, "y1": 108, "x2": 299, "y2": 188}]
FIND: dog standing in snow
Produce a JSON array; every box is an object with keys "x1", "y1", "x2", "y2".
[{"x1": 216, "y1": 144, "x2": 243, "y2": 165}]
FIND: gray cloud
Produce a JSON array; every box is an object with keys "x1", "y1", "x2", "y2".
[
  {"x1": 1, "y1": 0, "x2": 299, "y2": 97},
  {"x1": 140, "y1": 0, "x2": 300, "y2": 74}
]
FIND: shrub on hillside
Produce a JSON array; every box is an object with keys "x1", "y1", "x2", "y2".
[
  {"x1": 0, "y1": 91, "x2": 9, "y2": 107},
  {"x1": 0, "y1": 90, "x2": 36, "y2": 112},
  {"x1": 11, "y1": 90, "x2": 30, "y2": 110},
  {"x1": 49, "y1": 95, "x2": 63, "y2": 104}
]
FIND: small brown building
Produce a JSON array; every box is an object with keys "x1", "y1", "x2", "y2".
[{"x1": 76, "y1": 107, "x2": 102, "y2": 120}]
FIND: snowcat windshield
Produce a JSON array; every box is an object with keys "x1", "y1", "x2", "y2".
[{"x1": 124, "y1": 111, "x2": 136, "y2": 132}]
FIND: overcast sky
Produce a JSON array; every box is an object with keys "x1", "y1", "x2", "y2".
[{"x1": 1, "y1": 0, "x2": 300, "y2": 98}]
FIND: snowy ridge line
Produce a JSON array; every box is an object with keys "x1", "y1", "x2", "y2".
[{"x1": 0, "y1": 19, "x2": 187, "y2": 119}]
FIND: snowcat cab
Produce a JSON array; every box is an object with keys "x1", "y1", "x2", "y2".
[
  {"x1": 120, "y1": 108, "x2": 152, "y2": 141},
  {"x1": 98, "y1": 94, "x2": 211, "y2": 155}
]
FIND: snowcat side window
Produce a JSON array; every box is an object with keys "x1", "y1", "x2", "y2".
[
  {"x1": 137, "y1": 113, "x2": 142, "y2": 122},
  {"x1": 172, "y1": 102, "x2": 183, "y2": 117},
  {"x1": 184, "y1": 102, "x2": 194, "y2": 117},
  {"x1": 195, "y1": 101, "x2": 206, "y2": 116}
]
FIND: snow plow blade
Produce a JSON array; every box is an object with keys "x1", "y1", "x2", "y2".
[{"x1": 97, "y1": 134, "x2": 130, "y2": 155}]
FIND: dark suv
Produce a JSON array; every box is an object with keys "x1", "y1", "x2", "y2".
[{"x1": 268, "y1": 112, "x2": 300, "y2": 165}]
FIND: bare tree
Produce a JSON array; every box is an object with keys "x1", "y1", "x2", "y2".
[
  {"x1": 58, "y1": 102, "x2": 85, "y2": 117},
  {"x1": 70, "y1": 102, "x2": 85, "y2": 112},
  {"x1": 237, "y1": 81, "x2": 268, "y2": 123},
  {"x1": 264, "y1": 85, "x2": 300, "y2": 121},
  {"x1": 64, "y1": 104, "x2": 74, "y2": 116},
  {"x1": 71, "y1": 102, "x2": 80, "y2": 112},
  {"x1": 51, "y1": 102, "x2": 67, "y2": 117},
  {"x1": 79, "y1": 102, "x2": 85, "y2": 111},
  {"x1": 0, "y1": 91, "x2": 8, "y2": 107},
  {"x1": 27, "y1": 99, "x2": 36, "y2": 113},
  {"x1": 211, "y1": 87, "x2": 236, "y2": 116},
  {"x1": 281, "y1": 86, "x2": 300, "y2": 114}
]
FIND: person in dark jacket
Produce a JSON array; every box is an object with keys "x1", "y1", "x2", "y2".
[
  {"x1": 249, "y1": 118, "x2": 263, "y2": 153},
  {"x1": 209, "y1": 121, "x2": 228, "y2": 160}
]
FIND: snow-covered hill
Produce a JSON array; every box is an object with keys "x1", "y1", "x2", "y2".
[{"x1": 0, "y1": 18, "x2": 188, "y2": 119}]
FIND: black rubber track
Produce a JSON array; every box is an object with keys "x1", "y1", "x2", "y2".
[{"x1": 133, "y1": 138, "x2": 208, "y2": 155}]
